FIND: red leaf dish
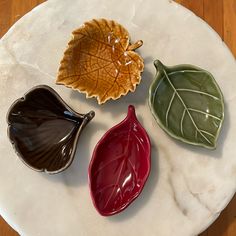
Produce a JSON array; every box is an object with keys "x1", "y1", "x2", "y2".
[{"x1": 88, "y1": 105, "x2": 151, "y2": 216}]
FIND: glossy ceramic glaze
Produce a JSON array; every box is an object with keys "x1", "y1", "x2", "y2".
[
  {"x1": 56, "y1": 18, "x2": 144, "y2": 104},
  {"x1": 149, "y1": 60, "x2": 224, "y2": 149},
  {"x1": 89, "y1": 105, "x2": 151, "y2": 216},
  {"x1": 7, "y1": 85, "x2": 95, "y2": 174}
]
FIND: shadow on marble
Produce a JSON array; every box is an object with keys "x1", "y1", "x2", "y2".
[
  {"x1": 143, "y1": 56, "x2": 155, "y2": 65},
  {"x1": 108, "y1": 136, "x2": 159, "y2": 221},
  {"x1": 171, "y1": 103, "x2": 230, "y2": 159},
  {"x1": 42, "y1": 120, "x2": 108, "y2": 186}
]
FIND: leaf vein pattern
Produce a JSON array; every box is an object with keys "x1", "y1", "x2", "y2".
[
  {"x1": 100, "y1": 70, "x2": 120, "y2": 101},
  {"x1": 166, "y1": 92, "x2": 175, "y2": 127},
  {"x1": 180, "y1": 109, "x2": 186, "y2": 137},
  {"x1": 75, "y1": 32, "x2": 112, "y2": 48},
  {"x1": 92, "y1": 155, "x2": 124, "y2": 177},
  {"x1": 176, "y1": 88, "x2": 220, "y2": 100},
  {"x1": 104, "y1": 20, "x2": 125, "y2": 51},
  {"x1": 163, "y1": 70, "x2": 212, "y2": 145},
  {"x1": 199, "y1": 129, "x2": 215, "y2": 138},
  {"x1": 59, "y1": 62, "x2": 113, "y2": 81},
  {"x1": 97, "y1": 184, "x2": 122, "y2": 196},
  {"x1": 103, "y1": 159, "x2": 126, "y2": 208},
  {"x1": 128, "y1": 159, "x2": 138, "y2": 184},
  {"x1": 188, "y1": 108, "x2": 221, "y2": 121},
  {"x1": 79, "y1": 51, "x2": 112, "y2": 62},
  {"x1": 103, "y1": 124, "x2": 133, "y2": 208}
]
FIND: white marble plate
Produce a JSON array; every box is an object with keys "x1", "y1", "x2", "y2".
[{"x1": 0, "y1": 0, "x2": 236, "y2": 235}]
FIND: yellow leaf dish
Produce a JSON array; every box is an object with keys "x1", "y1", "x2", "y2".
[{"x1": 56, "y1": 18, "x2": 144, "y2": 104}]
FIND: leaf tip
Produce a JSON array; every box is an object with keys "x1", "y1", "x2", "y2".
[{"x1": 207, "y1": 142, "x2": 217, "y2": 150}]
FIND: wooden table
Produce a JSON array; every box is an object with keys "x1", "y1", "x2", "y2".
[{"x1": 0, "y1": 0, "x2": 235, "y2": 235}]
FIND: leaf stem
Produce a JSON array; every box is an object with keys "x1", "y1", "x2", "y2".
[
  {"x1": 154, "y1": 60, "x2": 165, "y2": 72},
  {"x1": 127, "y1": 40, "x2": 143, "y2": 51},
  {"x1": 127, "y1": 105, "x2": 137, "y2": 120}
]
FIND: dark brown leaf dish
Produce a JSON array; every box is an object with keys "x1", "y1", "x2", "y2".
[{"x1": 7, "y1": 85, "x2": 95, "y2": 174}]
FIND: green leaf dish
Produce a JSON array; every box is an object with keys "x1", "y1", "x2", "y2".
[{"x1": 149, "y1": 60, "x2": 224, "y2": 149}]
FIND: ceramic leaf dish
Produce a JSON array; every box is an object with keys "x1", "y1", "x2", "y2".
[
  {"x1": 89, "y1": 105, "x2": 151, "y2": 216},
  {"x1": 149, "y1": 60, "x2": 224, "y2": 149},
  {"x1": 56, "y1": 18, "x2": 144, "y2": 104},
  {"x1": 7, "y1": 85, "x2": 95, "y2": 174}
]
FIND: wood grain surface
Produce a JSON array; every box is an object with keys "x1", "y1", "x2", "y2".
[{"x1": 0, "y1": 0, "x2": 235, "y2": 235}]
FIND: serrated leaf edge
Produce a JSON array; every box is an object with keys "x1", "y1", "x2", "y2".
[{"x1": 56, "y1": 18, "x2": 144, "y2": 105}]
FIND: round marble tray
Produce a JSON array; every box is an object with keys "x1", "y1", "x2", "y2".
[{"x1": 0, "y1": 0, "x2": 236, "y2": 235}]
